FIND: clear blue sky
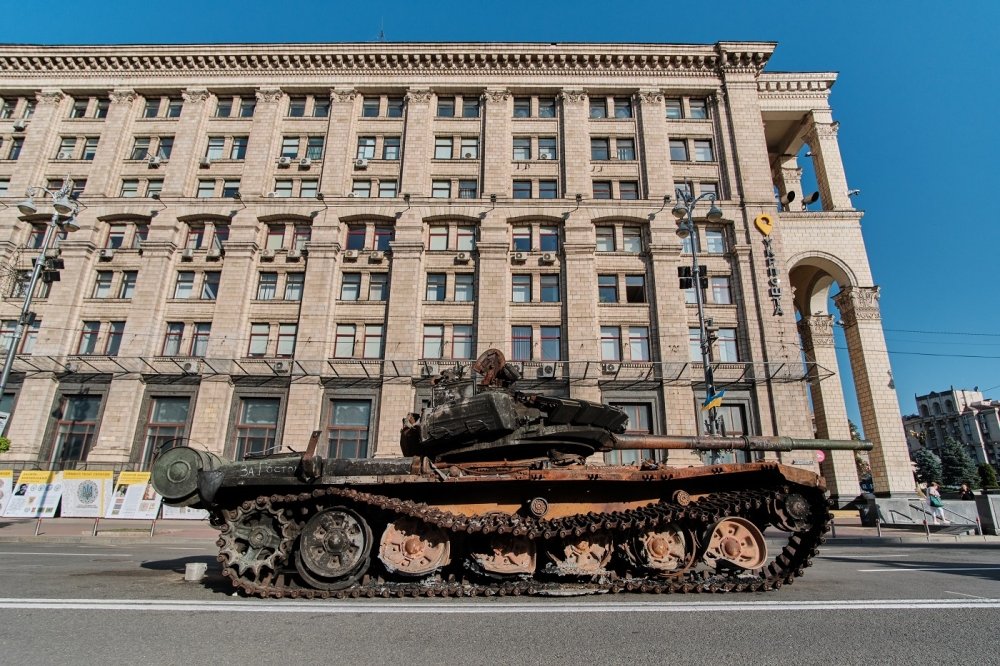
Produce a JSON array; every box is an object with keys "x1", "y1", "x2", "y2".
[{"x1": 5, "y1": 0, "x2": 999, "y2": 428}]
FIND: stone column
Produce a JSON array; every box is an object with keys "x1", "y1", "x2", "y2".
[
  {"x1": 207, "y1": 239, "x2": 258, "y2": 360},
  {"x1": 188, "y1": 376, "x2": 234, "y2": 457},
  {"x1": 637, "y1": 90, "x2": 672, "y2": 200},
  {"x1": 559, "y1": 90, "x2": 590, "y2": 198},
  {"x1": 472, "y1": 240, "x2": 509, "y2": 351},
  {"x1": 295, "y1": 240, "x2": 339, "y2": 361},
  {"x1": 284, "y1": 377, "x2": 324, "y2": 449},
  {"x1": 5, "y1": 375, "x2": 58, "y2": 460},
  {"x1": 119, "y1": 240, "x2": 176, "y2": 356},
  {"x1": 321, "y1": 89, "x2": 357, "y2": 196},
  {"x1": 9, "y1": 90, "x2": 64, "y2": 195},
  {"x1": 87, "y1": 377, "x2": 146, "y2": 463},
  {"x1": 563, "y1": 218, "x2": 600, "y2": 403},
  {"x1": 400, "y1": 89, "x2": 433, "y2": 197},
  {"x1": 481, "y1": 89, "x2": 511, "y2": 197},
  {"x1": 798, "y1": 314, "x2": 860, "y2": 502},
  {"x1": 240, "y1": 88, "x2": 284, "y2": 197},
  {"x1": 88, "y1": 89, "x2": 138, "y2": 196},
  {"x1": 162, "y1": 88, "x2": 211, "y2": 197},
  {"x1": 804, "y1": 111, "x2": 852, "y2": 211},
  {"x1": 773, "y1": 154, "x2": 803, "y2": 207},
  {"x1": 833, "y1": 286, "x2": 913, "y2": 494}
]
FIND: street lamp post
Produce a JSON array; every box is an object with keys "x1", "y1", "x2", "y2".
[
  {"x1": 0, "y1": 179, "x2": 80, "y2": 404},
  {"x1": 672, "y1": 187, "x2": 725, "y2": 455}
]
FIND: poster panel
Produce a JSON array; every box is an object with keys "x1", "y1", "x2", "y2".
[
  {"x1": 160, "y1": 505, "x2": 209, "y2": 520},
  {"x1": 3, "y1": 471, "x2": 63, "y2": 518},
  {"x1": 0, "y1": 470, "x2": 12, "y2": 515},
  {"x1": 105, "y1": 471, "x2": 162, "y2": 520},
  {"x1": 61, "y1": 470, "x2": 115, "y2": 518}
]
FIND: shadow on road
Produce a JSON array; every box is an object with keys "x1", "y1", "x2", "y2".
[
  {"x1": 140, "y1": 555, "x2": 233, "y2": 595},
  {"x1": 822, "y1": 542, "x2": 1000, "y2": 586}
]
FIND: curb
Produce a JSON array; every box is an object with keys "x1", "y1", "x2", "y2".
[{"x1": 0, "y1": 535, "x2": 215, "y2": 546}]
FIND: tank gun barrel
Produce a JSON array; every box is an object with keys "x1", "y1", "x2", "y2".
[{"x1": 611, "y1": 434, "x2": 872, "y2": 452}]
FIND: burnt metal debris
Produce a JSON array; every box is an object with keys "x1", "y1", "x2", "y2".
[{"x1": 153, "y1": 349, "x2": 871, "y2": 598}]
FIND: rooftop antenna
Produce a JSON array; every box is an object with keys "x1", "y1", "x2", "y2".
[{"x1": 377, "y1": 18, "x2": 386, "y2": 42}]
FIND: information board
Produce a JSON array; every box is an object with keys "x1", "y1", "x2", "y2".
[
  {"x1": 61, "y1": 470, "x2": 115, "y2": 518},
  {"x1": 0, "y1": 470, "x2": 12, "y2": 515},
  {"x1": 3, "y1": 471, "x2": 63, "y2": 518},
  {"x1": 160, "y1": 505, "x2": 210, "y2": 520},
  {"x1": 105, "y1": 471, "x2": 162, "y2": 520}
]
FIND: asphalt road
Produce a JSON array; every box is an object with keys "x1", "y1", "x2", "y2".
[{"x1": 0, "y1": 539, "x2": 997, "y2": 665}]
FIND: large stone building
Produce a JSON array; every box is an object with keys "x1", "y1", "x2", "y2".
[
  {"x1": 904, "y1": 387, "x2": 1000, "y2": 466},
  {"x1": 0, "y1": 41, "x2": 913, "y2": 500}
]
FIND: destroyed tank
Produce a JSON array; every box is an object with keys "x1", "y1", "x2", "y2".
[{"x1": 152, "y1": 349, "x2": 870, "y2": 598}]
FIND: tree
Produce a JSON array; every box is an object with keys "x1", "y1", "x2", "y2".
[
  {"x1": 912, "y1": 449, "x2": 942, "y2": 485},
  {"x1": 0, "y1": 436, "x2": 9, "y2": 454},
  {"x1": 939, "y1": 438, "x2": 978, "y2": 487},
  {"x1": 848, "y1": 420, "x2": 862, "y2": 441},
  {"x1": 979, "y1": 463, "x2": 999, "y2": 490}
]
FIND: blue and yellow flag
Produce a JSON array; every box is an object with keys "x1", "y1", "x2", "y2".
[{"x1": 702, "y1": 389, "x2": 726, "y2": 411}]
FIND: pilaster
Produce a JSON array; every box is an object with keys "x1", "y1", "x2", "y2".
[
  {"x1": 88, "y1": 89, "x2": 138, "y2": 196},
  {"x1": 481, "y1": 89, "x2": 511, "y2": 196},
  {"x1": 637, "y1": 89, "x2": 672, "y2": 200},
  {"x1": 559, "y1": 90, "x2": 590, "y2": 198},
  {"x1": 162, "y1": 88, "x2": 211, "y2": 198},
  {"x1": 321, "y1": 88, "x2": 357, "y2": 197},
  {"x1": 400, "y1": 89, "x2": 433, "y2": 196}
]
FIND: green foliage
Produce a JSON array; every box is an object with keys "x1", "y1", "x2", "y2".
[
  {"x1": 939, "y1": 438, "x2": 979, "y2": 487},
  {"x1": 912, "y1": 449, "x2": 942, "y2": 484},
  {"x1": 848, "y1": 420, "x2": 862, "y2": 441},
  {"x1": 0, "y1": 436, "x2": 9, "y2": 454},
  {"x1": 979, "y1": 462, "x2": 999, "y2": 490}
]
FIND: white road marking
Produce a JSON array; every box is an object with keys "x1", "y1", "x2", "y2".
[
  {"x1": 0, "y1": 598, "x2": 997, "y2": 614},
  {"x1": 0, "y1": 551, "x2": 133, "y2": 558},
  {"x1": 858, "y1": 567, "x2": 1000, "y2": 573},
  {"x1": 946, "y1": 591, "x2": 987, "y2": 599},
  {"x1": 819, "y1": 554, "x2": 911, "y2": 559}
]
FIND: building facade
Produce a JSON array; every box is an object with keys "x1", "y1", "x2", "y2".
[
  {"x1": 0, "y1": 41, "x2": 913, "y2": 498},
  {"x1": 904, "y1": 388, "x2": 1000, "y2": 466}
]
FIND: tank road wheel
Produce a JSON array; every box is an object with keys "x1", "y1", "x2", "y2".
[
  {"x1": 294, "y1": 506, "x2": 372, "y2": 591},
  {"x1": 702, "y1": 517, "x2": 767, "y2": 570},
  {"x1": 219, "y1": 504, "x2": 289, "y2": 579},
  {"x1": 378, "y1": 517, "x2": 451, "y2": 577},
  {"x1": 547, "y1": 533, "x2": 613, "y2": 576},
  {"x1": 627, "y1": 525, "x2": 690, "y2": 575},
  {"x1": 470, "y1": 534, "x2": 537, "y2": 576}
]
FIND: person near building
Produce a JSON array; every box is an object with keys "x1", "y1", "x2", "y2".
[
  {"x1": 959, "y1": 483, "x2": 975, "y2": 501},
  {"x1": 927, "y1": 481, "x2": 947, "y2": 523}
]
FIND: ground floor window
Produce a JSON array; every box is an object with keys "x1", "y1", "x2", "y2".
[
  {"x1": 700, "y1": 403, "x2": 749, "y2": 464},
  {"x1": 141, "y1": 397, "x2": 190, "y2": 467},
  {"x1": 326, "y1": 400, "x2": 371, "y2": 458},
  {"x1": 235, "y1": 397, "x2": 280, "y2": 459},
  {"x1": 52, "y1": 395, "x2": 103, "y2": 464},
  {"x1": 604, "y1": 403, "x2": 652, "y2": 466}
]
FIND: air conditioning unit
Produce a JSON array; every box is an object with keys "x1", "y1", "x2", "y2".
[
  {"x1": 272, "y1": 360, "x2": 291, "y2": 374},
  {"x1": 64, "y1": 361, "x2": 80, "y2": 373},
  {"x1": 455, "y1": 251, "x2": 471, "y2": 263},
  {"x1": 343, "y1": 249, "x2": 359, "y2": 260},
  {"x1": 463, "y1": 152, "x2": 474, "y2": 159},
  {"x1": 511, "y1": 251, "x2": 526, "y2": 262},
  {"x1": 369, "y1": 250, "x2": 385, "y2": 262},
  {"x1": 181, "y1": 360, "x2": 201, "y2": 375},
  {"x1": 507, "y1": 362, "x2": 524, "y2": 375},
  {"x1": 181, "y1": 248, "x2": 194, "y2": 261},
  {"x1": 147, "y1": 155, "x2": 162, "y2": 167},
  {"x1": 277, "y1": 156, "x2": 292, "y2": 167},
  {"x1": 99, "y1": 248, "x2": 115, "y2": 261},
  {"x1": 287, "y1": 248, "x2": 301, "y2": 261},
  {"x1": 537, "y1": 364, "x2": 556, "y2": 378},
  {"x1": 12, "y1": 120, "x2": 26, "y2": 132},
  {"x1": 260, "y1": 249, "x2": 275, "y2": 261},
  {"x1": 206, "y1": 247, "x2": 222, "y2": 260},
  {"x1": 601, "y1": 362, "x2": 620, "y2": 374},
  {"x1": 540, "y1": 252, "x2": 556, "y2": 264},
  {"x1": 539, "y1": 154, "x2": 550, "y2": 160},
  {"x1": 265, "y1": 191, "x2": 277, "y2": 198},
  {"x1": 420, "y1": 362, "x2": 440, "y2": 378},
  {"x1": 299, "y1": 158, "x2": 312, "y2": 169},
  {"x1": 200, "y1": 157, "x2": 212, "y2": 168},
  {"x1": 354, "y1": 158, "x2": 369, "y2": 169}
]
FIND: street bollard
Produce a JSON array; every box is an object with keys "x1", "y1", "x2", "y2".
[
  {"x1": 184, "y1": 562, "x2": 207, "y2": 582},
  {"x1": 876, "y1": 517, "x2": 882, "y2": 538},
  {"x1": 923, "y1": 519, "x2": 930, "y2": 541},
  {"x1": 830, "y1": 517, "x2": 837, "y2": 539}
]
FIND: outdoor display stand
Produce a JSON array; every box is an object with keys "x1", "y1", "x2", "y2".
[
  {"x1": 0, "y1": 470, "x2": 12, "y2": 515},
  {"x1": 103, "y1": 471, "x2": 163, "y2": 536}
]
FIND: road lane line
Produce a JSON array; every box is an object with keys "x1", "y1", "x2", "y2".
[
  {"x1": 946, "y1": 591, "x2": 987, "y2": 599},
  {"x1": 0, "y1": 598, "x2": 997, "y2": 614},
  {"x1": 857, "y1": 567, "x2": 1000, "y2": 573},
  {"x1": 820, "y1": 554, "x2": 911, "y2": 559},
  {"x1": 0, "y1": 552, "x2": 133, "y2": 557}
]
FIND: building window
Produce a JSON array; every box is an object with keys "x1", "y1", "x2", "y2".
[
  {"x1": 201, "y1": 272, "x2": 220, "y2": 300},
  {"x1": 383, "y1": 137, "x2": 401, "y2": 160},
  {"x1": 157, "y1": 137, "x2": 174, "y2": 159},
  {"x1": 589, "y1": 99, "x2": 607, "y2": 119},
  {"x1": 104, "y1": 222, "x2": 127, "y2": 247},
  {"x1": 595, "y1": 226, "x2": 615, "y2": 252},
  {"x1": 717, "y1": 328, "x2": 738, "y2": 362},
  {"x1": 434, "y1": 137, "x2": 453, "y2": 159},
  {"x1": 222, "y1": 180, "x2": 240, "y2": 198},
  {"x1": 141, "y1": 397, "x2": 190, "y2": 467},
  {"x1": 538, "y1": 181, "x2": 557, "y2": 199},
  {"x1": 512, "y1": 226, "x2": 531, "y2": 251},
  {"x1": 197, "y1": 180, "x2": 215, "y2": 198},
  {"x1": 665, "y1": 99, "x2": 683, "y2": 119},
  {"x1": 625, "y1": 275, "x2": 646, "y2": 303},
  {"x1": 710, "y1": 276, "x2": 732, "y2": 305},
  {"x1": 206, "y1": 137, "x2": 225, "y2": 160},
  {"x1": 173, "y1": 272, "x2": 194, "y2": 299},
  {"x1": 463, "y1": 98, "x2": 480, "y2": 118},
  {"x1": 374, "y1": 226, "x2": 394, "y2": 251},
  {"x1": 274, "y1": 180, "x2": 293, "y2": 198},
  {"x1": 700, "y1": 182, "x2": 718, "y2": 197},
  {"x1": 689, "y1": 99, "x2": 708, "y2": 119},
  {"x1": 363, "y1": 325, "x2": 383, "y2": 359},
  {"x1": 513, "y1": 138, "x2": 532, "y2": 160},
  {"x1": 423, "y1": 325, "x2": 444, "y2": 359},
  {"x1": 352, "y1": 180, "x2": 371, "y2": 198},
  {"x1": 346, "y1": 225, "x2": 365, "y2": 250},
  {"x1": 52, "y1": 395, "x2": 102, "y2": 464},
  {"x1": 513, "y1": 180, "x2": 532, "y2": 199},
  {"x1": 628, "y1": 326, "x2": 650, "y2": 361},
  {"x1": 452, "y1": 325, "x2": 474, "y2": 359},
  {"x1": 601, "y1": 326, "x2": 621, "y2": 361},
  {"x1": 248, "y1": 323, "x2": 269, "y2": 357},
  {"x1": 511, "y1": 326, "x2": 532, "y2": 360},
  {"x1": 120, "y1": 180, "x2": 139, "y2": 198},
  {"x1": 240, "y1": 99, "x2": 256, "y2": 117},
  {"x1": 92, "y1": 272, "x2": 113, "y2": 298},
  {"x1": 284, "y1": 273, "x2": 304, "y2": 301},
  {"x1": 276, "y1": 324, "x2": 297, "y2": 357},
  {"x1": 340, "y1": 273, "x2": 361, "y2": 301},
  {"x1": 369, "y1": 273, "x2": 388, "y2": 301},
  {"x1": 512, "y1": 275, "x2": 531, "y2": 303},
  {"x1": 120, "y1": 271, "x2": 137, "y2": 299},
  {"x1": 357, "y1": 137, "x2": 375, "y2": 160},
  {"x1": 287, "y1": 97, "x2": 306, "y2": 117},
  {"x1": 432, "y1": 180, "x2": 451, "y2": 198},
  {"x1": 428, "y1": 226, "x2": 448, "y2": 251},
  {"x1": 693, "y1": 139, "x2": 714, "y2": 162},
  {"x1": 540, "y1": 326, "x2": 561, "y2": 361},
  {"x1": 334, "y1": 324, "x2": 356, "y2": 358},
  {"x1": 76, "y1": 321, "x2": 101, "y2": 354},
  {"x1": 378, "y1": 180, "x2": 397, "y2": 198},
  {"x1": 538, "y1": 137, "x2": 557, "y2": 160},
  {"x1": 591, "y1": 138, "x2": 609, "y2": 161},
  {"x1": 56, "y1": 137, "x2": 77, "y2": 160},
  {"x1": 305, "y1": 137, "x2": 324, "y2": 160},
  {"x1": 689, "y1": 328, "x2": 701, "y2": 361},
  {"x1": 540, "y1": 275, "x2": 560, "y2": 302},
  {"x1": 704, "y1": 229, "x2": 725, "y2": 254},
  {"x1": 461, "y1": 137, "x2": 479, "y2": 159},
  {"x1": 163, "y1": 322, "x2": 184, "y2": 356},
  {"x1": 619, "y1": 181, "x2": 639, "y2": 200},
  {"x1": 614, "y1": 97, "x2": 633, "y2": 119},
  {"x1": 669, "y1": 140, "x2": 688, "y2": 161},
  {"x1": 236, "y1": 398, "x2": 280, "y2": 460},
  {"x1": 8, "y1": 137, "x2": 23, "y2": 160},
  {"x1": 426, "y1": 273, "x2": 447, "y2": 301},
  {"x1": 231, "y1": 136, "x2": 249, "y2": 160},
  {"x1": 459, "y1": 180, "x2": 478, "y2": 199},
  {"x1": 623, "y1": 227, "x2": 644, "y2": 253},
  {"x1": 456, "y1": 225, "x2": 476, "y2": 251},
  {"x1": 454, "y1": 274, "x2": 475, "y2": 302},
  {"x1": 538, "y1": 98, "x2": 556, "y2": 118},
  {"x1": 598, "y1": 275, "x2": 618, "y2": 303},
  {"x1": 593, "y1": 181, "x2": 612, "y2": 200},
  {"x1": 327, "y1": 400, "x2": 370, "y2": 458},
  {"x1": 280, "y1": 136, "x2": 299, "y2": 158},
  {"x1": 539, "y1": 226, "x2": 559, "y2": 252},
  {"x1": 362, "y1": 97, "x2": 380, "y2": 117},
  {"x1": 257, "y1": 273, "x2": 278, "y2": 300},
  {"x1": 513, "y1": 97, "x2": 530, "y2": 118},
  {"x1": 616, "y1": 138, "x2": 636, "y2": 161},
  {"x1": 192, "y1": 323, "x2": 211, "y2": 357},
  {"x1": 386, "y1": 97, "x2": 404, "y2": 117},
  {"x1": 437, "y1": 97, "x2": 455, "y2": 117},
  {"x1": 105, "y1": 321, "x2": 125, "y2": 356},
  {"x1": 605, "y1": 403, "x2": 653, "y2": 465}
]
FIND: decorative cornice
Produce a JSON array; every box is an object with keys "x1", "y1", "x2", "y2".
[
  {"x1": 109, "y1": 89, "x2": 137, "y2": 105},
  {"x1": 559, "y1": 89, "x2": 586, "y2": 103},
  {"x1": 405, "y1": 89, "x2": 432, "y2": 104},
  {"x1": 797, "y1": 314, "x2": 835, "y2": 347},
  {"x1": 757, "y1": 72, "x2": 836, "y2": 98},
  {"x1": 804, "y1": 122, "x2": 839, "y2": 144},
  {"x1": 255, "y1": 88, "x2": 283, "y2": 103},
  {"x1": 182, "y1": 88, "x2": 210, "y2": 103},
  {"x1": 331, "y1": 88, "x2": 357, "y2": 102},
  {"x1": 833, "y1": 286, "x2": 881, "y2": 327},
  {"x1": 637, "y1": 89, "x2": 663, "y2": 104},
  {"x1": 35, "y1": 90, "x2": 64, "y2": 105},
  {"x1": 0, "y1": 42, "x2": 777, "y2": 78}
]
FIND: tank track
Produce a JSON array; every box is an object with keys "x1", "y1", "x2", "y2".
[{"x1": 215, "y1": 483, "x2": 831, "y2": 599}]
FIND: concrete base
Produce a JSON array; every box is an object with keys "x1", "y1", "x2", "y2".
[
  {"x1": 859, "y1": 495, "x2": 980, "y2": 527},
  {"x1": 974, "y1": 492, "x2": 1000, "y2": 535}
]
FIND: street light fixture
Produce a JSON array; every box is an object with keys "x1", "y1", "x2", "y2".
[
  {"x1": 0, "y1": 178, "x2": 82, "y2": 405},
  {"x1": 673, "y1": 185, "x2": 725, "y2": 458}
]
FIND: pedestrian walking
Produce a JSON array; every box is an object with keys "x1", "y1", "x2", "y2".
[
  {"x1": 927, "y1": 481, "x2": 947, "y2": 524},
  {"x1": 959, "y1": 483, "x2": 975, "y2": 501}
]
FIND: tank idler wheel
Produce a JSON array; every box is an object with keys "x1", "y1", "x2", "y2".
[
  {"x1": 471, "y1": 534, "x2": 537, "y2": 576},
  {"x1": 547, "y1": 533, "x2": 613, "y2": 576},
  {"x1": 702, "y1": 517, "x2": 767, "y2": 570},
  {"x1": 378, "y1": 517, "x2": 451, "y2": 577},
  {"x1": 630, "y1": 525, "x2": 688, "y2": 574},
  {"x1": 295, "y1": 506, "x2": 372, "y2": 591},
  {"x1": 219, "y1": 505, "x2": 289, "y2": 579}
]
